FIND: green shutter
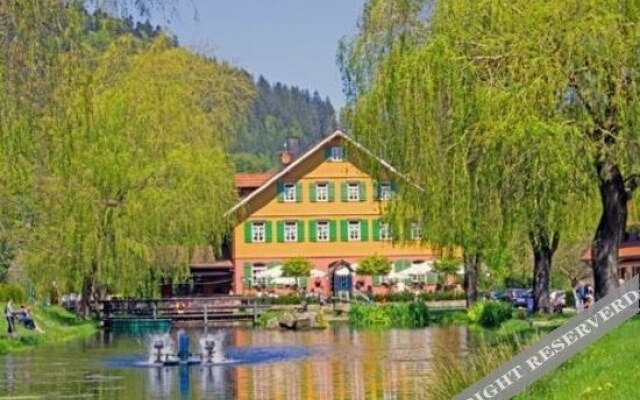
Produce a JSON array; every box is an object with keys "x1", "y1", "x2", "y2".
[
  {"x1": 300, "y1": 277, "x2": 309, "y2": 287},
  {"x1": 330, "y1": 220, "x2": 337, "y2": 242},
  {"x1": 373, "y1": 275, "x2": 381, "y2": 286},
  {"x1": 374, "y1": 180, "x2": 380, "y2": 200},
  {"x1": 243, "y1": 263, "x2": 253, "y2": 286},
  {"x1": 372, "y1": 219, "x2": 381, "y2": 241},
  {"x1": 265, "y1": 221, "x2": 273, "y2": 243},
  {"x1": 340, "y1": 220, "x2": 348, "y2": 241},
  {"x1": 277, "y1": 182, "x2": 285, "y2": 202},
  {"x1": 296, "y1": 182, "x2": 302, "y2": 202},
  {"x1": 341, "y1": 182, "x2": 348, "y2": 202},
  {"x1": 359, "y1": 181, "x2": 367, "y2": 201},
  {"x1": 343, "y1": 146, "x2": 348, "y2": 160},
  {"x1": 297, "y1": 220, "x2": 305, "y2": 242},
  {"x1": 310, "y1": 183, "x2": 316, "y2": 202},
  {"x1": 244, "y1": 222, "x2": 252, "y2": 243},
  {"x1": 324, "y1": 147, "x2": 332, "y2": 159},
  {"x1": 277, "y1": 221, "x2": 284, "y2": 243},
  {"x1": 361, "y1": 219, "x2": 369, "y2": 241},
  {"x1": 328, "y1": 182, "x2": 335, "y2": 202},
  {"x1": 309, "y1": 221, "x2": 317, "y2": 242}
]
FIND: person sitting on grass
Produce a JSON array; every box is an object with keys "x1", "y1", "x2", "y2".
[{"x1": 17, "y1": 305, "x2": 45, "y2": 333}]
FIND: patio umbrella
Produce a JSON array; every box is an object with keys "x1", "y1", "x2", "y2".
[
  {"x1": 255, "y1": 266, "x2": 282, "y2": 279},
  {"x1": 271, "y1": 276, "x2": 297, "y2": 285}
]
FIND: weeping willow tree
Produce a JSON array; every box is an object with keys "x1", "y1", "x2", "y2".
[
  {"x1": 342, "y1": 0, "x2": 608, "y2": 307},
  {"x1": 1, "y1": 1, "x2": 254, "y2": 313}
]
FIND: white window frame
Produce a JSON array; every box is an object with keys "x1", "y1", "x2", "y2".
[
  {"x1": 379, "y1": 222, "x2": 392, "y2": 241},
  {"x1": 317, "y1": 221, "x2": 330, "y2": 242},
  {"x1": 347, "y1": 182, "x2": 360, "y2": 202},
  {"x1": 330, "y1": 146, "x2": 344, "y2": 161},
  {"x1": 284, "y1": 221, "x2": 298, "y2": 242},
  {"x1": 316, "y1": 183, "x2": 329, "y2": 202},
  {"x1": 283, "y1": 183, "x2": 296, "y2": 203},
  {"x1": 411, "y1": 223, "x2": 423, "y2": 240},
  {"x1": 251, "y1": 222, "x2": 266, "y2": 243},
  {"x1": 252, "y1": 264, "x2": 267, "y2": 286},
  {"x1": 348, "y1": 220, "x2": 361, "y2": 242},
  {"x1": 379, "y1": 182, "x2": 393, "y2": 200}
]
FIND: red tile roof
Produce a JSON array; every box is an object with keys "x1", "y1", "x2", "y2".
[
  {"x1": 580, "y1": 242, "x2": 640, "y2": 262},
  {"x1": 234, "y1": 173, "x2": 275, "y2": 189}
]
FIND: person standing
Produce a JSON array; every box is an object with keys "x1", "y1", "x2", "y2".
[
  {"x1": 574, "y1": 282, "x2": 586, "y2": 313},
  {"x1": 4, "y1": 299, "x2": 15, "y2": 338}
]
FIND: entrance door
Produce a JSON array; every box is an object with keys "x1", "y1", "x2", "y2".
[{"x1": 333, "y1": 270, "x2": 353, "y2": 295}]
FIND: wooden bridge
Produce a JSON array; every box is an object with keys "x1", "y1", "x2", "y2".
[{"x1": 99, "y1": 296, "x2": 270, "y2": 329}]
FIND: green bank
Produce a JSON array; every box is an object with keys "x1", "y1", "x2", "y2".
[{"x1": 0, "y1": 306, "x2": 97, "y2": 355}]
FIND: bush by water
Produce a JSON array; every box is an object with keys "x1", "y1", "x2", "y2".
[
  {"x1": 468, "y1": 300, "x2": 513, "y2": 328},
  {"x1": 348, "y1": 301, "x2": 429, "y2": 328}
]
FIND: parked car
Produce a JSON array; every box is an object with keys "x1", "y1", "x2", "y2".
[
  {"x1": 507, "y1": 288, "x2": 529, "y2": 308},
  {"x1": 490, "y1": 290, "x2": 508, "y2": 301}
]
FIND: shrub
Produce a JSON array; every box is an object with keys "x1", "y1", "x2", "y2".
[
  {"x1": 256, "y1": 294, "x2": 302, "y2": 305},
  {"x1": 0, "y1": 283, "x2": 26, "y2": 303},
  {"x1": 468, "y1": 300, "x2": 513, "y2": 328},
  {"x1": 348, "y1": 301, "x2": 429, "y2": 328},
  {"x1": 281, "y1": 257, "x2": 313, "y2": 278}
]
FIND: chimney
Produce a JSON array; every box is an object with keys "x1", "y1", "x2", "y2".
[{"x1": 280, "y1": 137, "x2": 300, "y2": 167}]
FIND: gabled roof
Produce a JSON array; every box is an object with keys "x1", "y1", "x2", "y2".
[{"x1": 225, "y1": 130, "x2": 414, "y2": 217}]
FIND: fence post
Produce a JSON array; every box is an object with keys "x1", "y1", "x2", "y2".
[
  {"x1": 152, "y1": 302, "x2": 157, "y2": 320},
  {"x1": 253, "y1": 299, "x2": 258, "y2": 325},
  {"x1": 204, "y1": 304, "x2": 208, "y2": 326}
]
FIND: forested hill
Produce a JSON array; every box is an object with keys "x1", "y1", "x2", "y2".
[
  {"x1": 84, "y1": 10, "x2": 338, "y2": 174},
  {"x1": 231, "y1": 76, "x2": 339, "y2": 173}
]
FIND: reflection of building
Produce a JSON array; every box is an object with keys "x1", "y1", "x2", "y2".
[{"x1": 227, "y1": 131, "x2": 442, "y2": 295}]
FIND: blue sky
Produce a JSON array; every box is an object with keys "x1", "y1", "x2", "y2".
[{"x1": 163, "y1": 1, "x2": 366, "y2": 111}]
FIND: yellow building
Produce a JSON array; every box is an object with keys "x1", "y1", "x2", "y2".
[{"x1": 227, "y1": 130, "x2": 440, "y2": 295}]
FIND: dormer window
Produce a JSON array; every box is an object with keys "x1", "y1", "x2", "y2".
[
  {"x1": 330, "y1": 146, "x2": 344, "y2": 161},
  {"x1": 379, "y1": 182, "x2": 393, "y2": 200}
]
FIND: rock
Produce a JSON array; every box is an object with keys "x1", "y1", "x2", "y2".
[{"x1": 265, "y1": 317, "x2": 279, "y2": 330}]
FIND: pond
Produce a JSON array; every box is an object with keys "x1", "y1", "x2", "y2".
[{"x1": 0, "y1": 325, "x2": 471, "y2": 399}]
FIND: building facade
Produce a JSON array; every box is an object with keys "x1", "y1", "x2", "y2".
[{"x1": 227, "y1": 131, "x2": 442, "y2": 295}]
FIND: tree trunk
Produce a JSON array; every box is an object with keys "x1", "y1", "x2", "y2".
[
  {"x1": 77, "y1": 274, "x2": 93, "y2": 318},
  {"x1": 529, "y1": 230, "x2": 559, "y2": 313},
  {"x1": 463, "y1": 251, "x2": 479, "y2": 308},
  {"x1": 591, "y1": 161, "x2": 627, "y2": 300},
  {"x1": 77, "y1": 260, "x2": 98, "y2": 318}
]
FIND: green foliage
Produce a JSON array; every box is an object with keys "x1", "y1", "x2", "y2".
[
  {"x1": 0, "y1": 2, "x2": 255, "y2": 300},
  {"x1": 0, "y1": 239, "x2": 16, "y2": 283},
  {"x1": 348, "y1": 301, "x2": 429, "y2": 328},
  {"x1": 231, "y1": 152, "x2": 275, "y2": 173},
  {"x1": 0, "y1": 284, "x2": 26, "y2": 303},
  {"x1": 357, "y1": 255, "x2": 392, "y2": 276},
  {"x1": 468, "y1": 301, "x2": 513, "y2": 328},
  {"x1": 432, "y1": 258, "x2": 459, "y2": 275},
  {"x1": 256, "y1": 294, "x2": 303, "y2": 305},
  {"x1": 281, "y1": 258, "x2": 313, "y2": 278}
]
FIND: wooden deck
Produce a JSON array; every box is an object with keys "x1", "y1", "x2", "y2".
[{"x1": 100, "y1": 296, "x2": 270, "y2": 327}]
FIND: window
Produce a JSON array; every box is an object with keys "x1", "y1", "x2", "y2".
[
  {"x1": 379, "y1": 182, "x2": 393, "y2": 200},
  {"x1": 317, "y1": 221, "x2": 330, "y2": 242},
  {"x1": 411, "y1": 223, "x2": 423, "y2": 240},
  {"x1": 283, "y1": 183, "x2": 296, "y2": 202},
  {"x1": 316, "y1": 183, "x2": 328, "y2": 202},
  {"x1": 284, "y1": 221, "x2": 298, "y2": 242},
  {"x1": 379, "y1": 223, "x2": 392, "y2": 241},
  {"x1": 252, "y1": 264, "x2": 267, "y2": 286},
  {"x1": 348, "y1": 220, "x2": 361, "y2": 241},
  {"x1": 330, "y1": 146, "x2": 344, "y2": 161},
  {"x1": 252, "y1": 222, "x2": 266, "y2": 243},
  {"x1": 347, "y1": 182, "x2": 360, "y2": 201}
]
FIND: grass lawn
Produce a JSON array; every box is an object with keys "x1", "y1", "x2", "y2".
[
  {"x1": 0, "y1": 305, "x2": 97, "y2": 355},
  {"x1": 518, "y1": 315, "x2": 640, "y2": 399}
]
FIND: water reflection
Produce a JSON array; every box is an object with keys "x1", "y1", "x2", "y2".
[{"x1": 0, "y1": 325, "x2": 468, "y2": 399}]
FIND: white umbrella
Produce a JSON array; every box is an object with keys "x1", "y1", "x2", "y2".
[
  {"x1": 256, "y1": 266, "x2": 282, "y2": 279},
  {"x1": 395, "y1": 261, "x2": 433, "y2": 277},
  {"x1": 335, "y1": 267, "x2": 351, "y2": 276},
  {"x1": 310, "y1": 268, "x2": 326, "y2": 278}
]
